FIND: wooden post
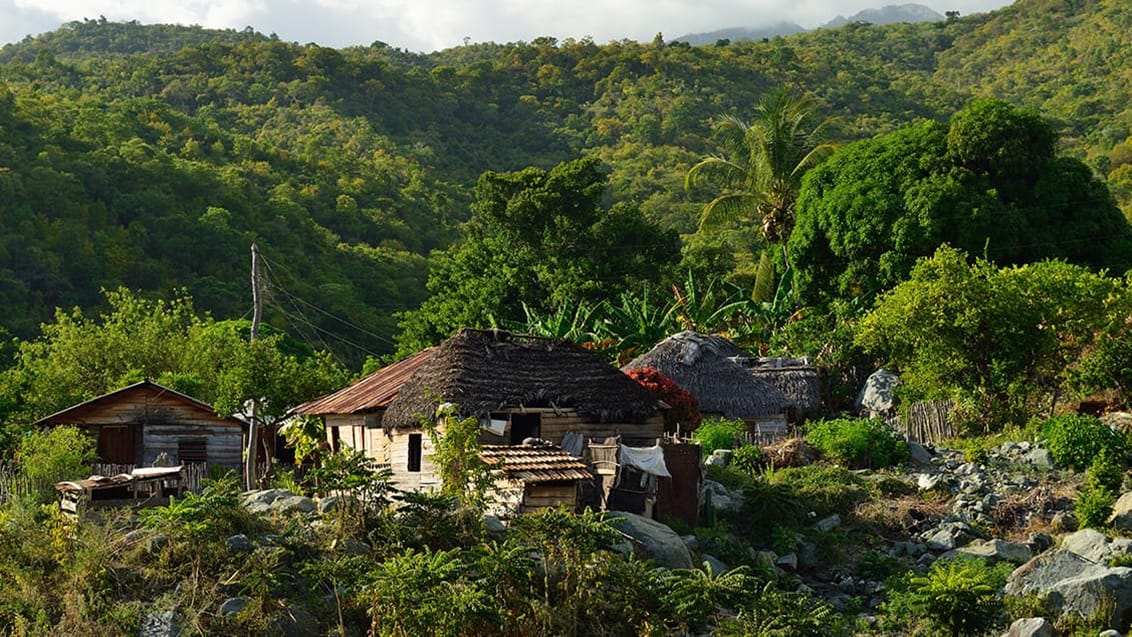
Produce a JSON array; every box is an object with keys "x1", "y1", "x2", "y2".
[{"x1": 245, "y1": 244, "x2": 262, "y2": 491}]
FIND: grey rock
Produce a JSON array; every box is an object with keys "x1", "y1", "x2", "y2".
[
  {"x1": 1051, "y1": 511, "x2": 1079, "y2": 533},
  {"x1": 1027, "y1": 532, "x2": 1055, "y2": 553},
  {"x1": 907, "y1": 441, "x2": 933, "y2": 465},
  {"x1": 924, "y1": 522, "x2": 975, "y2": 552},
  {"x1": 704, "y1": 454, "x2": 726, "y2": 467},
  {"x1": 335, "y1": 537, "x2": 371, "y2": 556},
  {"x1": 607, "y1": 511, "x2": 693, "y2": 569},
  {"x1": 815, "y1": 514, "x2": 841, "y2": 533},
  {"x1": 1004, "y1": 617, "x2": 1054, "y2": 637},
  {"x1": 955, "y1": 538, "x2": 1032, "y2": 564},
  {"x1": 1006, "y1": 549, "x2": 1132, "y2": 628},
  {"x1": 917, "y1": 552, "x2": 936, "y2": 568},
  {"x1": 316, "y1": 495, "x2": 342, "y2": 513},
  {"x1": 226, "y1": 534, "x2": 253, "y2": 554},
  {"x1": 1061, "y1": 528, "x2": 1132, "y2": 564},
  {"x1": 1098, "y1": 631, "x2": 1122, "y2": 637},
  {"x1": 797, "y1": 540, "x2": 819, "y2": 569},
  {"x1": 857, "y1": 368, "x2": 899, "y2": 416},
  {"x1": 273, "y1": 494, "x2": 316, "y2": 514},
  {"x1": 483, "y1": 514, "x2": 506, "y2": 534},
  {"x1": 1023, "y1": 448, "x2": 1056, "y2": 470},
  {"x1": 754, "y1": 550, "x2": 777, "y2": 570},
  {"x1": 219, "y1": 597, "x2": 249, "y2": 617},
  {"x1": 917, "y1": 473, "x2": 946, "y2": 491},
  {"x1": 243, "y1": 489, "x2": 292, "y2": 507},
  {"x1": 1110, "y1": 492, "x2": 1132, "y2": 531},
  {"x1": 701, "y1": 554, "x2": 729, "y2": 576},
  {"x1": 776, "y1": 552, "x2": 798, "y2": 571},
  {"x1": 139, "y1": 610, "x2": 182, "y2": 637}
]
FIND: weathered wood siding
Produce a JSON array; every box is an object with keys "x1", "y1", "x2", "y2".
[
  {"x1": 523, "y1": 482, "x2": 577, "y2": 512},
  {"x1": 69, "y1": 392, "x2": 243, "y2": 473},
  {"x1": 386, "y1": 428, "x2": 440, "y2": 492},
  {"x1": 477, "y1": 408, "x2": 664, "y2": 446}
]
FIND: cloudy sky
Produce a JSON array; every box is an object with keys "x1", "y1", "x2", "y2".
[{"x1": 2, "y1": 0, "x2": 1015, "y2": 52}]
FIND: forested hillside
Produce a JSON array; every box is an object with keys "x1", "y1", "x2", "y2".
[{"x1": 0, "y1": 0, "x2": 1129, "y2": 364}]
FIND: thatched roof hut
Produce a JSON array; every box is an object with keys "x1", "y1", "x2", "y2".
[
  {"x1": 381, "y1": 329, "x2": 660, "y2": 429},
  {"x1": 622, "y1": 331, "x2": 788, "y2": 421},
  {"x1": 741, "y1": 357, "x2": 824, "y2": 421}
]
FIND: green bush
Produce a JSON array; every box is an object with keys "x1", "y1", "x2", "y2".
[
  {"x1": 804, "y1": 417, "x2": 909, "y2": 469},
  {"x1": 693, "y1": 418, "x2": 747, "y2": 456},
  {"x1": 766, "y1": 465, "x2": 871, "y2": 518},
  {"x1": 729, "y1": 444, "x2": 765, "y2": 474},
  {"x1": 1076, "y1": 483, "x2": 1115, "y2": 530},
  {"x1": 1041, "y1": 414, "x2": 1130, "y2": 471},
  {"x1": 885, "y1": 556, "x2": 1011, "y2": 636},
  {"x1": 13, "y1": 425, "x2": 97, "y2": 503}
]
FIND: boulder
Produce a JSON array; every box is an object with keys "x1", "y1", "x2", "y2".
[
  {"x1": 857, "y1": 368, "x2": 899, "y2": 417},
  {"x1": 1061, "y1": 528, "x2": 1132, "y2": 564},
  {"x1": 273, "y1": 494, "x2": 316, "y2": 514},
  {"x1": 815, "y1": 514, "x2": 841, "y2": 533},
  {"x1": 607, "y1": 511, "x2": 693, "y2": 569},
  {"x1": 1022, "y1": 448, "x2": 1056, "y2": 470},
  {"x1": 953, "y1": 538, "x2": 1032, "y2": 564},
  {"x1": 907, "y1": 441, "x2": 934, "y2": 465},
  {"x1": 1004, "y1": 617, "x2": 1054, "y2": 637},
  {"x1": 917, "y1": 473, "x2": 947, "y2": 491},
  {"x1": 1110, "y1": 492, "x2": 1132, "y2": 531},
  {"x1": 924, "y1": 521, "x2": 975, "y2": 552},
  {"x1": 1050, "y1": 511, "x2": 1079, "y2": 533},
  {"x1": 272, "y1": 605, "x2": 319, "y2": 637},
  {"x1": 1006, "y1": 548, "x2": 1132, "y2": 629},
  {"x1": 701, "y1": 554, "x2": 729, "y2": 576}
]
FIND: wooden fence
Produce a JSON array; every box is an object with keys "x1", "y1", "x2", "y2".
[
  {"x1": 891, "y1": 400, "x2": 956, "y2": 443},
  {"x1": 0, "y1": 462, "x2": 35, "y2": 503}
]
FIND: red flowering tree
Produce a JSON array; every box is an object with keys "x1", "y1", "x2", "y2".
[{"x1": 625, "y1": 367, "x2": 702, "y2": 433}]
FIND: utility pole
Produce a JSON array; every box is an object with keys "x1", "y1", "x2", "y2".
[{"x1": 245, "y1": 243, "x2": 262, "y2": 490}]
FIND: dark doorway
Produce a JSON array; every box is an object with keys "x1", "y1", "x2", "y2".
[
  {"x1": 509, "y1": 413, "x2": 541, "y2": 444},
  {"x1": 98, "y1": 425, "x2": 137, "y2": 465}
]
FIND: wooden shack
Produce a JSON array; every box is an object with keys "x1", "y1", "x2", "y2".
[
  {"x1": 624, "y1": 331, "x2": 790, "y2": 440},
  {"x1": 293, "y1": 329, "x2": 665, "y2": 493},
  {"x1": 480, "y1": 443, "x2": 593, "y2": 516},
  {"x1": 35, "y1": 380, "x2": 245, "y2": 476}
]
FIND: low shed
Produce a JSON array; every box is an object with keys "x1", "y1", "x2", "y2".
[
  {"x1": 34, "y1": 380, "x2": 245, "y2": 476},
  {"x1": 480, "y1": 443, "x2": 593, "y2": 515}
]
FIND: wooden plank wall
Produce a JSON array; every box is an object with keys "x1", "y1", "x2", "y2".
[
  {"x1": 477, "y1": 409, "x2": 663, "y2": 446},
  {"x1": 523, "y1": 483, "x2": 577, "y2": 512}
]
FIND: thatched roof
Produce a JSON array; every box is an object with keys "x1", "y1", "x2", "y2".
[
  {"x1": 740, "y1": 358, "x2": 823, "y2": 416},
  {"x1": 622, "y1": 331, "x2": 788, "y2": 419},
  {"x1": 291, "y1": 347, "x2": 436, "y2": 416},
  {"x1": 381, "y1": 329, "x2": 660, "y2": 429}
]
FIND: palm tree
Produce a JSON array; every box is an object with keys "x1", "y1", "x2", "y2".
[{"x1": 685, "y1": 88, "x2": 836, "y2": 265}]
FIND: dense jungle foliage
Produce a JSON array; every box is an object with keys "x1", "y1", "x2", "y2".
[{"x1": 1, "y1": 0, "x2": 1131, "y2": 372}]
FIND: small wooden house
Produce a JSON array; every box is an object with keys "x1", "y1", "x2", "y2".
[
  {"x1": 480, "y1": 443, "x2": 593, "y2": 516},
  {"x1": 624, "y1": 331, "x2": 790, "y2": 439},
  {"x1": 34, "y1": 380, "x2": 245, "y2": 476},
  {"x1": 293, "y1": 329, "x2": 665, "y2": 492}
]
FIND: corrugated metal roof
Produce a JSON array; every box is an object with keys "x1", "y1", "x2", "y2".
[
  {"x1": 480, "y1": 445, "x2": 593, "y2": 483},
  {"x1": 290, "y1": 347, "x2": 437, "y2": 416}
]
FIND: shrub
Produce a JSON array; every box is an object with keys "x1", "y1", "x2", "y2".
[
  {"x1": 1075, "y1": 483, "x2": 1115, "y2": 530},
  {"x1": 766, "y1": 465, "x2": 871, "y2": 518},
  {"x1": 729, "y1": 444, "x2": 765, "y2": 474},
  {"x1": 13, "y1": 425, "x2": 97, "y2": 503},
  {"x1": 693, "y1": 418, "x2": 747, "y2": 456},
  {"x1": 885, "y1": 556, "x2": 1011, "y2": 636},
  {"x1": 716, "y1": 581, "x2": 847, "y2": 636},
  {"x1": 805, "y1": 417, "x2": 908, "y2": 469},
  {"x1": 1041, "y1": 414, "x2": 1130, "y2": 471}
]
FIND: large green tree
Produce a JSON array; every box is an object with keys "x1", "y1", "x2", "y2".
[
  {"x1": 397, "y1": 158, "x2": 679, "y2": 351},
  {"x1": 789, "y1": 99, "x2": 1132, "y2": 307}
]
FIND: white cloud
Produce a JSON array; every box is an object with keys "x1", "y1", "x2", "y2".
[{"x1": 3, "y1": 0, "x2": 1018, "y2": 52}]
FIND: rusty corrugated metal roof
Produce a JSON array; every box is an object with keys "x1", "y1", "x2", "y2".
[
  {"x1": 291, "y1": 347, "x2": 437, "y2": 416},
  {"x1": 480, "y1": 445, "x2": 593, "y2": 483}
]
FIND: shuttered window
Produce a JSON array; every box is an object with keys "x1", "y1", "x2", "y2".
[{"x1": 178, "y1": 438, "x2": 207, "y2": 463}]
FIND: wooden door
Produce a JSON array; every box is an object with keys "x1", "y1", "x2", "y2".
[{"x1": 98, "y1": 425, "x2": 138, "y2": 465}]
